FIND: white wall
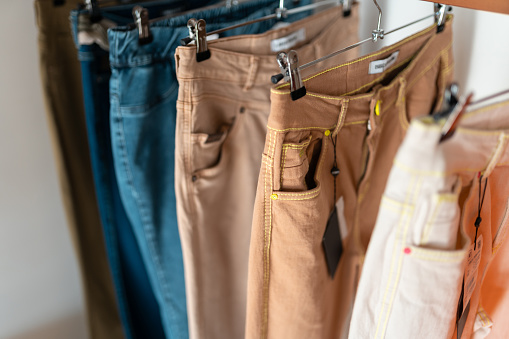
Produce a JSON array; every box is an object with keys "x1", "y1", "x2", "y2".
[
  {"x1": 0, "y1": 1, "x2": 88, "y2": 339},
  {"x1": 0, "y1": 1, "x2": 507, "y2": 339}
]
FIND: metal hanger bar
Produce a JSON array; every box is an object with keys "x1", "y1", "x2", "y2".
[
  {"x1": 297, "y1": 13, "x2": 434, "y2": 72},
  {"x1": 206, "y1": 0, "x2": 342, "y2": 37},
  {"x1": 470, "y1": 89, "x2": 509, "y2": 106}
]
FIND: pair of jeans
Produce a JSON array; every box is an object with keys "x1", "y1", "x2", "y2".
[
  {"x1": 350, "y1": 100, "x2": 509, "y2": 339},
  {"x1": 174, "y1": 5, "x2": 359, "y2": 339},
  {"x1": 34, "y1": 1, "x2": 123, "y2": 338},
  {"x1": 108, "y1": 1, "x2": 310, "y2": 338},
  {"x1": 246, "y1": 16, "x2": 454, "y2": 339},
  {"x1": 71, "y1": 2, "x2": 215, "y2": 338}
]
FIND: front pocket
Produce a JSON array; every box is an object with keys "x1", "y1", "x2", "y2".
[
  {"x1": 279, "y1": 132, "x2": 324, "y2": 193},
  {"x1": 378, "y1": 244, "x2": 467, "y2": 339},
  {"x1": 190, "y1": 113, "x2": 243, "y2": 174}
]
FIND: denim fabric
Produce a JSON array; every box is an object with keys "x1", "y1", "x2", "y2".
[
  {"x1": 108, "y1": 1, "x2": 310, "y2": 338},
  {"x1": 70, "y1": 2, "x2": 218, "y2": 338}
]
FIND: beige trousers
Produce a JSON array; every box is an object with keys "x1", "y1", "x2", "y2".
[{"x1": 174, "y1": 5, "x2": 360, "y2": 339}]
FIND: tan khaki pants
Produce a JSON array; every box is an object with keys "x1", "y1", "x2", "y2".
[
  {"x1": 174, "y1": 5, "x2": 359, "y2": 339},
  {"x1": 246, "y1": 17, "x2": 453, "y2": 339},
  {"x1": 34, "y1": 1, "x2": 123, "y2": 338}
]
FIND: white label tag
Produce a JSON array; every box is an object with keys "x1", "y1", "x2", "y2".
[
  {"x1": 463, "y1": 235, "x2": 483, "y2": 311},
  {"x1": 368, "y1": 51, "x2": 400, "y2": 74},
  {"x1": 270, "y1": 28, "x2": 306, "y2": 52}
]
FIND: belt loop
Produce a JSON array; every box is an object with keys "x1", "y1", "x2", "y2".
[
  {"x1": 483, "y1": 134, "x2": 508, "y2": 178},
  {"x1": 243, "y1": 56, "x2": 260, "y2": 91},
  {"x1": 332, "y1": 98, "x2": 349, "y2": 137},
  {"x1": 397, "y1": 77, "x2": 409, "y2": 130}
]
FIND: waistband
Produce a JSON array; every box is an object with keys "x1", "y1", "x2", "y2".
[
  {"x1": 108, "y1": 0, "x2": 305, "y2": 68},
  {"x1": 397, "y1": 100, "x2": 509, "y2": 181},
  {"x1": 268, "y1": 15, "x2": 454, "y2": 131},
  {"x1": 175, "y1": 3, "x2": 359, "y2": 85}
]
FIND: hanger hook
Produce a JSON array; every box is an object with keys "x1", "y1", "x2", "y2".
[{"x1": 371, "y1": 0, "x2": 384, "y2": 42}]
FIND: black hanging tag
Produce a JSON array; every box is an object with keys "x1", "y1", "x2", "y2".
[
  {"x1": 456, "y1": 276, "x2": 470, "y2": 339},
  {"x1": 322, "y1": 132, "x2": 342, "y2": 278},
  {"x1": 323, "y1": 206, "x2": 343, "y2": 278}
]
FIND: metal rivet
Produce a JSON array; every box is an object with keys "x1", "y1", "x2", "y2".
[
  {"x1": 270, "y1": 194, "x2": 278, "y2": 200},
  {"x1": 324, "y1": 130, "x2": 331, "y2": 137}
]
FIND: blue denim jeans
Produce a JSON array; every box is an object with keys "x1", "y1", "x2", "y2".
[
  {"x1": 70, "y1": 2, "x2": 215, "y2": 339},
  {"x1": 108, "y1": 1, "x2": 310, "y2": 338}
]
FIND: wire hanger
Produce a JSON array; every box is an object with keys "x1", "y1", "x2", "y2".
[
  {"x1": 274, "y1": 1, "x2": 450, "y2": 101},
  {"x1": 178, "y1": 0, "x2": 352, "y2": 61}
]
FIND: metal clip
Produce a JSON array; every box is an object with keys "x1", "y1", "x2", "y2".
[
  {"x1": 343, "y1": 0, "x2": 352, "y2": 17},
  {"x1": 435, "y1": 3, "x2": 448, "y2": 33},
  {"x1": 271, "y1": 52, "x2": 290, "y2": 84},
  {"x1": 287, "y1": 50, "x2": 306, "y2": 101},
  {"x1": 85, "y1": 0, "x2": 101, "y2": 23},
  {"x1": 225, "y1": 0, "x2": 239, "y2": 8},
  {"x1": 276, "y1": 0, "x2": 288, "y2": 19},
  {"x1": 438, "y1": 92, "x2": 472, "y2": 143},
  {"x1": 132, "y1": 6, "x2": 152, "y2": 45},
  {"x1": 195, "y1": 19, "x2": 211, "y2": 62}
]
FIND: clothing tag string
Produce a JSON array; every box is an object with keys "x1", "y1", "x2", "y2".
[{"x1": 474, "y1": 173, "x2": 488, "y2": 250}]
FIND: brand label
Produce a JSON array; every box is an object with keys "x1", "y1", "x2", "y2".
[
  {"x1": 368, "y1": 51, "x2": 400, "y2": 74},
  {"x1": 463, "y1": 235, "x2": 483, "y2": 311},
  {"x1": 270, "y1": 28, "x2": 306, "y2": 52}
]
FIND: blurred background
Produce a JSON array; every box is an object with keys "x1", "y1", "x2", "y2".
[{"x1": 0, "y1": 0, "x2": 507, "y2": 338}]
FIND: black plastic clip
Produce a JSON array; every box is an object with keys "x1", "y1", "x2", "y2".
[
  {"x1": 434, "y1": 84, "x2": 473, "y2": 143},
  {"x1": 272, "y1": 51, "x2": 306, "y2": 101},
  {"x1": 85, "y1": 0, "x2": 102, "y2": 23},
  {"x1": 133, "y1": 6, "x2": 153, "y2": 45},
  {"x1": 181, "y1": 19, "x2": 210, "y2": 62},
  {"x1": 343, "y1": 0, "x2": 352, "y2": 17}
]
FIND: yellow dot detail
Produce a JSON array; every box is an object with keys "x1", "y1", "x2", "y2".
[
  {"x1": 375, "y1": 100, "x2": 382, "y2": 116},
  {"x1": 324, "y1": 130, "x2": 331, "y2": 137},
  {"x1": 271, "y1": 194, "x2": 278, "y2": 200}
]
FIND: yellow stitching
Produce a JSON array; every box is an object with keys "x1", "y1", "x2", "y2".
[
  {"x1": 374, "y1": 174, "x2": 416, "y2": 338},
  {"x1": 477, "y1": 309, "x2": 487, "y2": 327},
  {"x1": 279, "y1": 193, "x2": 320, "y2": 201},
  {"x1": 344, "y1": 120, "x2": 368, "y2": 126},
  {"x1": 421, "y1": 204, "x2": 440, "y2": 245},
  {"x1": 393, "y1": 159, "x2": 484, "y2": 176},
  {"x1": 280, "y1": 146, "x2": 287, "y2": 185},
  {"x1": 380, "y1": 201, "x2": 404, "y2": 214},
  {"x1": 277, "y1": 189, "x2": 320, "y2": 197},
  {"x1": 343, "y1": 54, "x2": 415, "y2": 96},
  {"x1": 379, "y1": 176, "x2": 424, "y2": 338},
  {"x1": 274, "y1": 23, "x2": 438, "y2": 90},
  {"x1": 261, "y1": 130, "x2": 273, "y2": 338},
  {"x1": 333, "y1": 99, "x2": 349, "y2": 137},
  {"x1": 381, "y1": 196, "x2": 414, "y2": 209},
  {"x1": 410, "y1": 254, "x2": 465, "y2": 263},
  {"x1": 406, "y1": 42, "x2": 452, "y2": 91},
  {"x1": 409, "y1": 247, "x2": 466, "y2": 258},
  {"x1": 481, "y1": 309, "x2": 493, "y2": 326},
  {"x1": 267, "y1": 125, "x2": 336, "y2": 132},
  {"x1": 492, "y1": 201, "x2": 509, "y2": 255},
  {"x1": 464, "y1": 100, "x2": 509, "y2": 119}
]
